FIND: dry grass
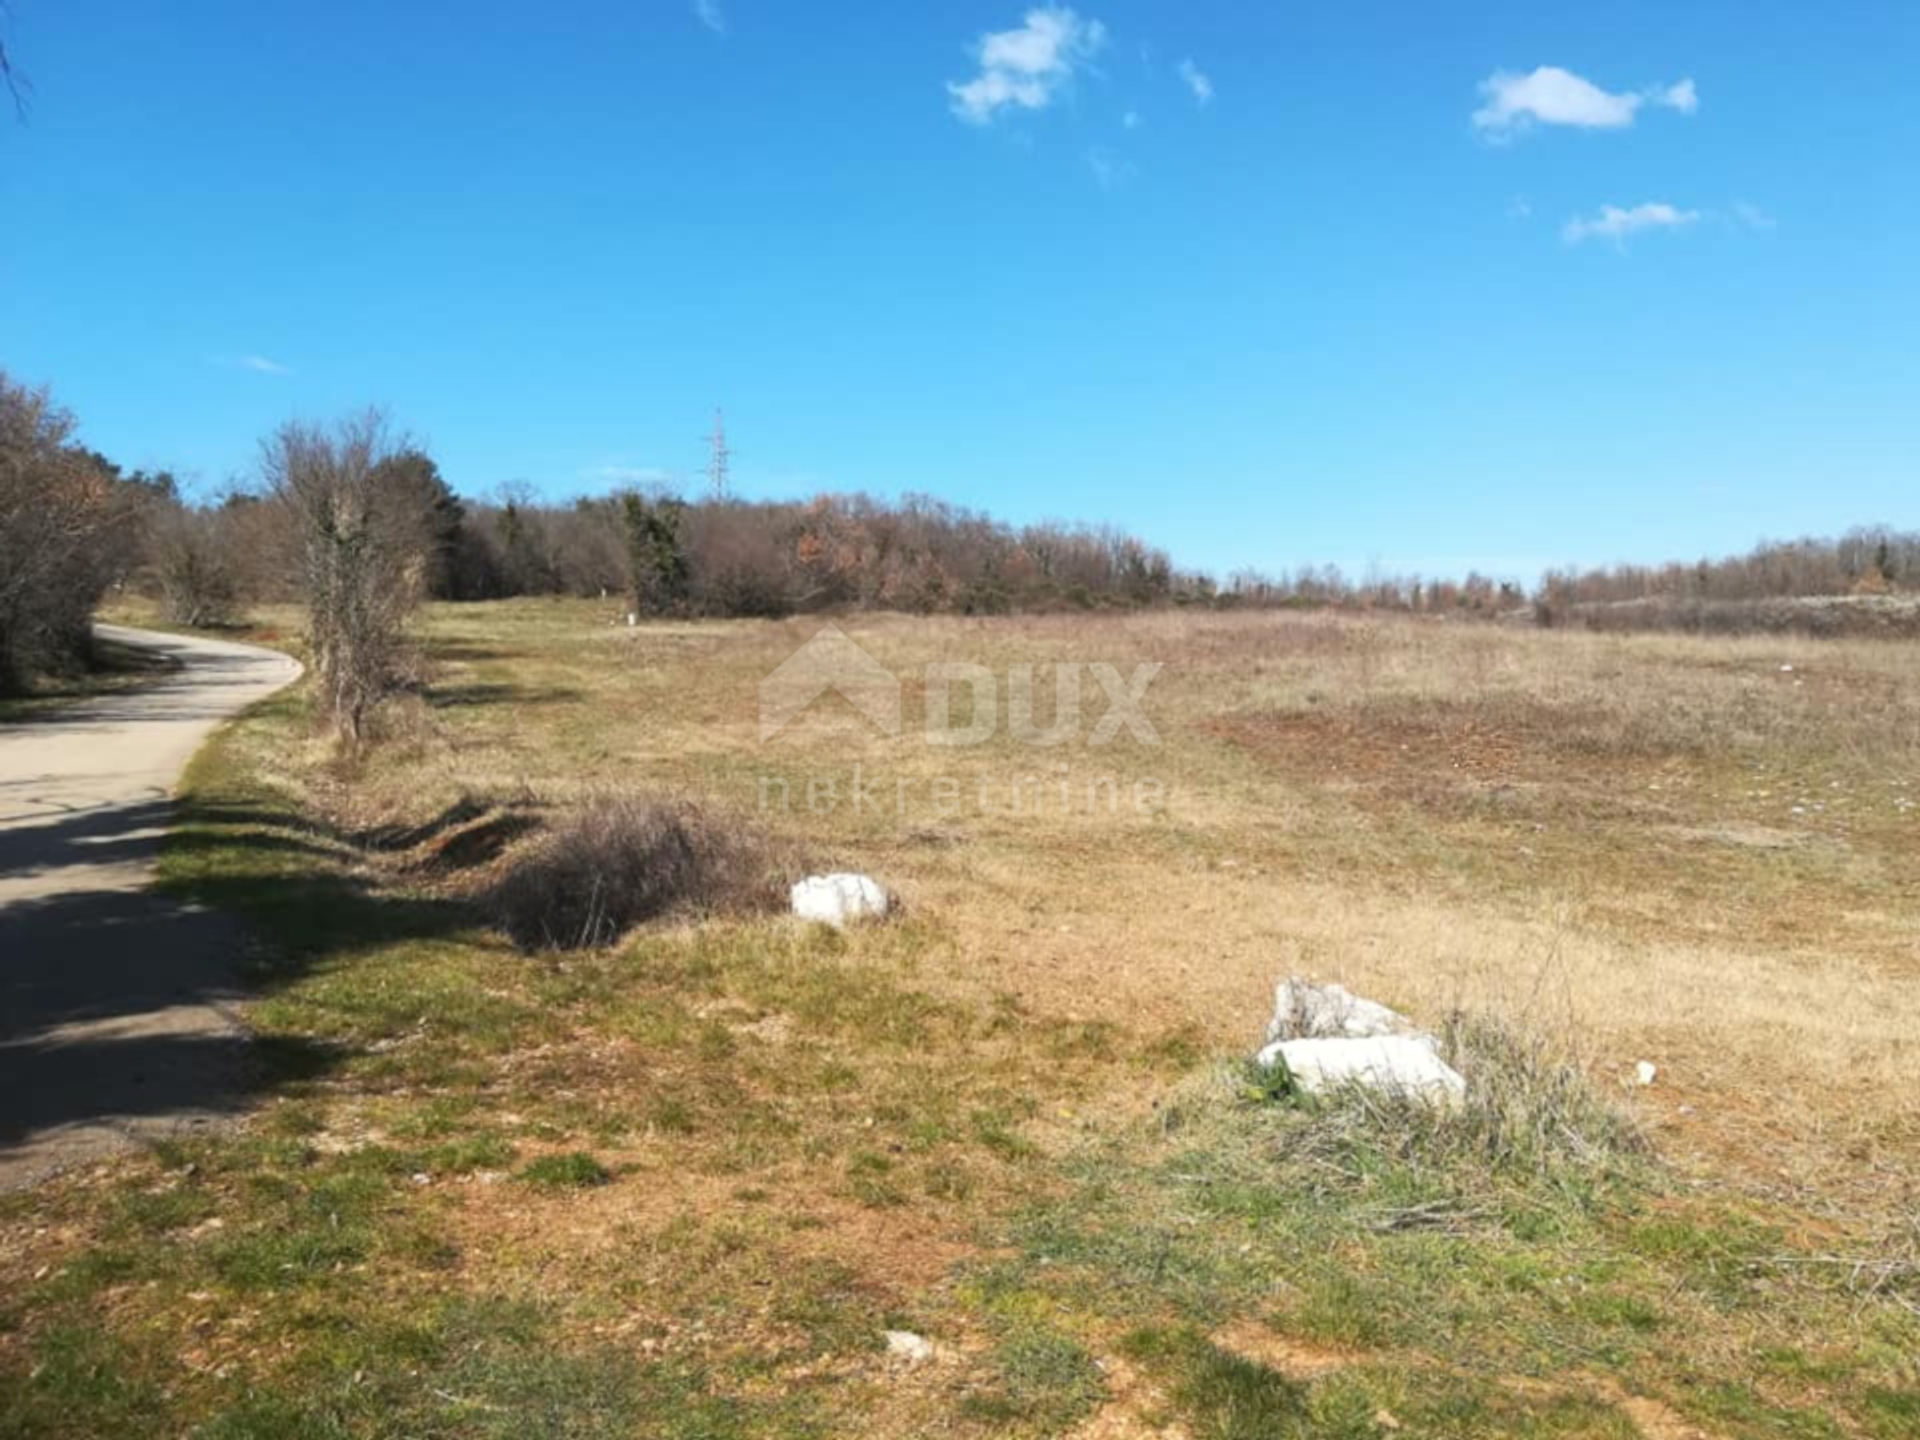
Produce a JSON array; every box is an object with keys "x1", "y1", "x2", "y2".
[
  {"x1": 144, "y1": 598, "x2": 1920, "y2": 1196},
  {"x1": 1257, "y1": 1010, "x2": 1649, "y2": 1206},
  {"x1": 9, "y1": 597, "x2": 1917, "y2": 1436},
  {"x1": 346, "y1": 600, "x2": 1918, "y2": 1207}
]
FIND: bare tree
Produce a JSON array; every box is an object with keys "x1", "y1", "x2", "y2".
[
  {"x1": 262, "y1": 411, "x2": 433, "y2": 744},
  {"x1": 149, "y1": 501, "x2": 242, "y2": 627},
  {"x1": 0, "y1": 372, "x2": 126, "y2": 691}
]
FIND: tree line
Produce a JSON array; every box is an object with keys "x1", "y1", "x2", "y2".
[
  {"x1": 1541, "y1": 527, "x2": 1918, "y2": 609},
  {"x1": 3, "y1": 373, "x2": 1912, "y2": 717},
  {"x1": 1537, "y1": 528, "x2": 1920, "y2": 634}
]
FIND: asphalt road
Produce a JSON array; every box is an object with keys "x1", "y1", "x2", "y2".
[{"x1": 0, "y1": 625, "x2": 301, "y2": 1188}]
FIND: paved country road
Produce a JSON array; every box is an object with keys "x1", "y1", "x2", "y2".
[{"x1": 0, "y1": 625, "x2": 301, "y2": 1188}]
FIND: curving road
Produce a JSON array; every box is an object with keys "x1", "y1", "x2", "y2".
[{"x1": 0, "y1": 625, "x2": 301, "y2": 1188}]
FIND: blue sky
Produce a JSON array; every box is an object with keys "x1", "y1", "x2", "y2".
[{"x1": 2, "y1": 2, "x2": 1914, "y2": 582}]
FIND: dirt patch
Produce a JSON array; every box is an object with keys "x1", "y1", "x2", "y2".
[
  {"x1": 1500, "y1": 1373, "x2": 1728, "y2": 1440},
  {"x1": 1611, "y1": 1389, "x2": 1722, "y2": 1440},
  {"x1": 1210, "y1": 1316, "x2": 1361, "y2": 1380},
  {"x1": 436, "y1": 1154, "x2": 980, "y2": 1327},
  {"x1": 1065, "y1": 1355, "x2": 1189, "y2": 1440}
]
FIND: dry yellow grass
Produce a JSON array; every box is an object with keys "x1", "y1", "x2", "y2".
[
  {"x1": 327, "y1": 600, "x2": 1920, "y2": 1214},
  {"x1": 12, "y1": 597, "x2": 1917, "y2": 1437}
]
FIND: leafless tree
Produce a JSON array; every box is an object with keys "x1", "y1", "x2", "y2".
[
  {"x1": 0, "y1": 372, "x2": 126, "y2": 691},
  {"x1": 149, "y1": 502, "x2": 242, "y2": 627},
  {"x1": 261, "y1": 411, "x2": 434, "y2": 744}
]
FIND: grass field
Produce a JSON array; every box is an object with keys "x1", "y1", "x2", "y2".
[{"x1": 4, "y1": 600, "x2": 1917, "y2": 1438}]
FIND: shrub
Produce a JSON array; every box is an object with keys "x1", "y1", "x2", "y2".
[
  {"x1": 1428, "y1": 1012, "x2": 1645, "y2": 1181},
  {"x1": 150, "y1": 503, "x2": 242, "y2": 627},
  {"x1": 485, "y1": 793, "x2": 795, "y2": 951},
  {"x1": 1247, "y1": 1011, "x2": 1645, "y2": 1218},
  {"x1": 262, "y1": 412, "x2": 441, "y2": 743}
]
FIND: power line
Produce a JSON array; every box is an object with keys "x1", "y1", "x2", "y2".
[{"x1": 706, "y1": 407, "x2": 730, "y2": 499}]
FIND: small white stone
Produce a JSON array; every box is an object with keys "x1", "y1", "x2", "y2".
[
  {"x1": 791, "y1": 873, "x2": 890, "y2": 929},
  {"x1": 1635, "y1": 1060, "x2": 1658, "y2": 1087},
  {"x1": 885, "y1": 1330, "x2": 936, "y2": 1364}
]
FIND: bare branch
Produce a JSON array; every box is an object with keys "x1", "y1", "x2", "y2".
[{"x1": 0, "y1": 3, "x2": 30, "y2": 121}]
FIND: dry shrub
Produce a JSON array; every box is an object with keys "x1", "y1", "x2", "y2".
[
  {"x1": 1254, "y1": 1011, "x2": 1646, "y2": 1218},
  {"x1": 263, "y1": 412, "x2": 438, "y2": 745},
  {"x1": 487, "y1": 793, "x2": 796, "y2": 951},
  {"x1": 150, "y1": 503, "x2": 243, "y2": 628},
  {"x1": 1428, "y1": 1012, "x2": 1643, "y2": 1179}
]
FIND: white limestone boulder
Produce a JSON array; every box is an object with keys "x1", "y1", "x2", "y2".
[
  {"x1": 791, "y1": 873, "x2": 890, "y2": 929},
  {"x1": 1266, "y1": 978, "x2": 1415, "y2": 1044},
  {"x1": 1256, "y1": 1035, "x2": 1466, "y2": 1105}
]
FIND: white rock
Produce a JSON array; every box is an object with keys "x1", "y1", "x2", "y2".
[
  {"x1": 1266, "y1": 978, "x2": 1412, "y2": 1044},
  {"x1": 1635, "y1": 1060, "x2": 1658, "y2": 1087},
  {"x1": 791, "y1": 873, "x2": 890, "y2": 928},
  {"x1": 1256, "y1": 1035, "x2": 1467, "y2": 1105},
  {"x1": 885, "y1": 1330, "x2": 936, "y2": 1364}
]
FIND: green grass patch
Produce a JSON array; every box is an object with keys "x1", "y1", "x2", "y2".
[
  {"x1": 516, "y1": 1153, "x2": 613, "y2": 1189},
  {"x1": 959, "y1": 1321, "x2": 1105, "y2": 1434}
]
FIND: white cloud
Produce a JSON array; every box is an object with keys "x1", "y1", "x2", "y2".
[
  {"x1": 694, "y1": 0, "x2": 725, "y2": 35},
  {"x1": 948, "y1": 7, "x2": 1107, "y2": 125},
  {"x1": 1176, "y1": 57, "x2": 1213, "y2": 105},
  {"x1": 235, "y1": 354, "x2": 291, "y2": 376},
  {"x1": 1733, "y1": 200, "x2": 1777, "y2": 231},
  {"x1": 1562, "y1": 201, "x2": 1700, "y2": 246},
  {"x1": 1473, "y1": 66, "x2": 1697, "y2": 138}
]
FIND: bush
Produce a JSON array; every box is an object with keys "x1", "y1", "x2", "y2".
[
  {"x1": 150, "y1": 503, "x2": 242, "y2": 627},
  {"x1": 486, "y1": 793, "x2": 795, "y2": 951},
  {"x1": 1246, "y1": 1011, "x2": 1645, "y2": 1219},
  {"x1": 262, "y1": 412, "x2": 439, "y2": 743}
]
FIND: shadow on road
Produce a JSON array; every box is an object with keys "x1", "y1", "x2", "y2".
[
  {"x1": 0, "y1": 790, "x2": 480, "y2": 1177},
  {"x1": 0, "y1": 655, "x2": 292, "y2": 732}
]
